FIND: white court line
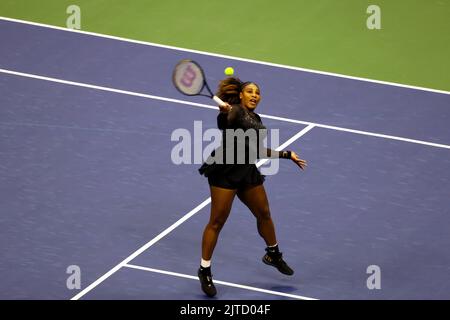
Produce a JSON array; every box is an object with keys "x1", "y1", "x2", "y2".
[
  {"x1": 71, "y1": 198, "x2": 212, "y2": 300},
  {"x1": 71, "y1": 126, "x2": 313, "y2": 300},
  {"x1": 0, "y1": 16, "x2": 449, "y2": 96},
  {"x1": 1, "y1": 68, "x2": 449, "y2": 150},
  {"x1": 261, "y1": 114, "x2": 450, "y2": 150},
  {"x1": 124, "y1": 264, "x2": 318, "y2": 300},
  {"x1": 0, "y1": 68, "x2": 217, "y2": 111}
]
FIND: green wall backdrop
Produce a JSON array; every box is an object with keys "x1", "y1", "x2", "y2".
[{"x1": 1, "y1": 0, "x2": 449, "y2": 91}]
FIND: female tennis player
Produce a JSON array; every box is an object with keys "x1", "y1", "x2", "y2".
[{"x1": 197, "y1": 77, "x2": 307, "y2": 297}]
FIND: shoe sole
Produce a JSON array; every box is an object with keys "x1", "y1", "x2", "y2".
[{"x1": 262, "y1": 257, "x2": 294, "y2": 276}]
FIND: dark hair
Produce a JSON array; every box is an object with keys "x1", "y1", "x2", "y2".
[{"x1": 216, "y1": 77, "x2": 259, "y2": 105}]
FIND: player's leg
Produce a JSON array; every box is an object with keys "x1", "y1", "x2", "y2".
[
  {"x1": 237, "y1": 184, "x2": 276, "y2": 245},
  {"x1": 237, "y1": 184, "x2": 294, "y2": 275},
  {"x1": 198, "y1": 185, "x2": 237, "y2": 297},
  {"x1": 202, "y1": 185, "x2": 237, "y2": 260}
]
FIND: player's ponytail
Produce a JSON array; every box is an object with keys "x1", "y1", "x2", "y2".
[{"x1": 216, "y1": 77, "x2": 243, "y2": 105}]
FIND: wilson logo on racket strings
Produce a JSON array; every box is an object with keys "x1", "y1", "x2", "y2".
[
  {"x1": 171, "y1": 121, "x2": 281, "y2": 175},
  {"x1": 180, "y1": 65, "x2": 197, "y2": 88}
]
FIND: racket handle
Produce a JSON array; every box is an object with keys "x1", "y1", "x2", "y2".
[{"x1": 212, "y1": 95, "x2": 226, "y2": 107}]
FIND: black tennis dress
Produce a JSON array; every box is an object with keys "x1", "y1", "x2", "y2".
[{"x1": 198, "y1": 104, "x2": 288, "y2": 190}]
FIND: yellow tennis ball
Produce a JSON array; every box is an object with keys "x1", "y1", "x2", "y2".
[{"x1": 224, "y1": 67, "x2": 234, "y2": 76}]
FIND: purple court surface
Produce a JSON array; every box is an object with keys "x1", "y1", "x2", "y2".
[{"x1": 1, "y1": 19, "x2": 449, "y2": 300}]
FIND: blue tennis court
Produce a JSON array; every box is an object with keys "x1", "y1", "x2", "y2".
[{"x1": 1, "y1": 18, "x2": 449, "y2": 300}]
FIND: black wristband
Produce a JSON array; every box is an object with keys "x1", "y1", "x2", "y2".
[{"x1": 281, "y1": 151, "x2": 292, "y2": 159}]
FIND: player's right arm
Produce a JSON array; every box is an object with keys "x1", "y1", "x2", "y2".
[{"x1": 217, "y1": 104, "x2": 240, "y2": 129}]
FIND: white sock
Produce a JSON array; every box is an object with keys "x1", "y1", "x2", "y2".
[
  {"x1": 268, "y1": 243, "x2": 278, "y2": 248},
  {"x1": 201, "y1": 259, "x2": 211, "y2": 268}
]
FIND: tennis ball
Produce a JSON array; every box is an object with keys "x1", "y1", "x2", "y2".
[{"x1": 224, "y1": 67, "x2": 234, "y2": 76}]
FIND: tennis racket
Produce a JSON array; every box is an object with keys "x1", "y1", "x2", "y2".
[{"x1": 172, "y1": 59, "x2": 226, "y2": 107}]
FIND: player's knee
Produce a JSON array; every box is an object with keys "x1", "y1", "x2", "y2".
[
  {"x1": 257, "y1": 206, "x2": 271, "y2": 221},
  {"x1": 209, "y1": 216, "x2": 227, "y2": 231}
]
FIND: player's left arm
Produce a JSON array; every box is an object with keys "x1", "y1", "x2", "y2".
[
  {"x1": 261, "y1": 149, "x2": 307, "y2": 170},
  {"x1": 256, "y1": 113, "x2": 307, "y2": 169}
]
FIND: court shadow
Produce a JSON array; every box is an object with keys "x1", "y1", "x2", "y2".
[{"x1": 267, "y1": 285, "x2": 299, "y2": 293}]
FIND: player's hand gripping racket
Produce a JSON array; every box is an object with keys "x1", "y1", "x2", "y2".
[{"x1": 172, "y1": 59, "x2": 227, "y2": 108}]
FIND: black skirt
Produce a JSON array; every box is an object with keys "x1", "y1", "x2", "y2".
[{"x1": 199, "y1": 162, "x2": 265, "y2": 190}]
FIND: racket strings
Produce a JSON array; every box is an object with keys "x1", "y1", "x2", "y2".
[{"x1": 173, "y1": 60, "x2": 205, "y2": 96}]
